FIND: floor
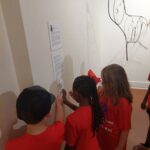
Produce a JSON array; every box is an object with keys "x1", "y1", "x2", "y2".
[{"x1": 127, "y1": 88, "x2": 149, "y2": 150}]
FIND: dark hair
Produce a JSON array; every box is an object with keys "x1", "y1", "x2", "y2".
[
  {"x1": 73, "y1": 75, "x2": 103, "y2": 134},
  {"x1": 16, "y1": 85, "x2": 55, "y2": 124},
  {"x1": 101, "y1": 64, "x2": 133, "y2": 105}
]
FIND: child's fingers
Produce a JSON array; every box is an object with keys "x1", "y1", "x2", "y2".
[
  {"x1": 61, "y1": 89, "x2": 67, "y2": 100},
  {"x1": 69, "y1": 91, "x2": 73, "y2": 96},
  {"x1": 56, "y1": 92, "x2": 63, "y2": 104},
  {"x1": 133, "y1": 144, "x2": 147, "y2": 150},
  {"x1": 69, "y1": 91, "x2": 76, "y2": 100},
  {"x1": 62, "y1": 89, "x2": 66, "y2": 96}
]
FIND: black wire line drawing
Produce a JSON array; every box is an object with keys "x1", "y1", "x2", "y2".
[{"x1": 108, "y1": 0, "x2": 150, "y2": 60}]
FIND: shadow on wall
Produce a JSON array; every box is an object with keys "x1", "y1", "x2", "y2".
[
  {"x1": 63, "y1": 55, "x2": 74, "y2": 91},
  {"x1": 0, "y1": 92, "x2": 25, "y2": 150},
  {"x1": 1, "y1": 0, "x2": 33, "y2": 91},
  {"x1": 49, "y1": 55, "x2": 75, "y2": 124},
  {"x1": 49, "y1": 55, "x2": 74, "y2": 94},
  {"x1": 63, "y1": 55, "x2": 77, "y2": 115},
  {"x1": 80, "y1": 62, "x2": 86, "y2": 75}
]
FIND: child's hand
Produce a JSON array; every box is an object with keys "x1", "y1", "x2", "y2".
[
  {"x1": 61, "y1": 89, "x2": 68, "y2": 104},
  {"x1": 69, "y1": 91, "x2": 75, "y2": 100},
  {"x1": 56, "y1": 92, "x2": 63, "y2": 105},
  {"x1": 141, "y1": 101, "x2": 147, "y2": 110},
  {"x1": 133, "y1": 144, "x2": 147, "y2": 150}
]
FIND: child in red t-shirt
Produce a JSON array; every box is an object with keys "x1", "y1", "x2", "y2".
[
  {"x1": 133, "y1": 74, "x2": 150, "y2": 150},
  {"x1": 63, "y1": 75, "x2": 103, "y2": 150},
  {"x1": 97, "y1": 64, "x2": 133, "y2": 150},
  {"x1": 140, "y1": 83, "x2": 150, "y2": 149},
  {"x1": 6, "y1": 86, "x2": 65, "y2": 150}
]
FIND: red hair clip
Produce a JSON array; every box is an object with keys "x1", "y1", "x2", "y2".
[{"x1": 87, "y1": 69, "x2": 101, "y2": 85}]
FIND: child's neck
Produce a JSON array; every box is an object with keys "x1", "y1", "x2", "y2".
[
  {"x1": 79, "y1": 98, "x2": 90, "y2": 107},
  {"x1": 26, "y1": 121, "x2": 47, "y2": 135}
]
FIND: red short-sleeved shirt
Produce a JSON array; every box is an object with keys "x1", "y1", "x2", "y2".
[
  {"x1": 65, "y1": 106, "x2": 99, "y2": 150},
  {"x1": 97, "y1": 96, "x2": 132, "y2": 150},
  {"x1": 6, "y1": 121, "x2": 64, "y2": 150}
]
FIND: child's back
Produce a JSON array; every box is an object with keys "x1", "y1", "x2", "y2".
[
  {"x1": 97, "y1": 64, "x2": 133, "y2": 150},
  {"x1": 64, "y1": 75, "x2": 103, "y2": 150},
  {"x1": 6, "y1": 86, "x2": 64, "y2": 150},
  {"x1": 6, "y1": 122, "x2": 64, "y2": 150},
  {"x1": 66, "y1": 106, "x2": 99, "y2": 150}
]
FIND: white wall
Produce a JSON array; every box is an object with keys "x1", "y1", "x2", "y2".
[
  {"x1": 0, "y1": 2, "x2": 19, "y2": 94},
  {"x1": 19, "y1": 0, "x2": 150, "y2": 90},
  {"x1": 1, "y1": 0, "x2": 33, "y2": 91},
  {"x1": 99, "y1": 0, "x2": 150, "y2": 88},
  {"x1": 19, "y1": 0, "x2": 102, "y2": 92},
  {"x1": 0, "y1": 1, "x2": 19, "y2": 149}
]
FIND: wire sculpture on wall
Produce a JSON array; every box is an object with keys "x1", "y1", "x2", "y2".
[{"x1": 108, "y1": 0, "x2": 150, "y2": 60}]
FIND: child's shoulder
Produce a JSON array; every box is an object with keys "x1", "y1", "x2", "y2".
[
  {"x1": 48, "y1": 121, "x2": 64, "y2": 131},
  {"x1": 6, "y1": 135, "x2": 25, "y2": 150},
  {"x1": 67, "y1": 106, "x2": 91, "y2": 121}
]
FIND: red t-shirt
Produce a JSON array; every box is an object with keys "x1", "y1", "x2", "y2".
[
  {"x1": 97, "y1": 96, "x2": 132, "y2": 150},
  {"x1": 6, "y1": 121, "x2": 64, "y2": 150},
  {"x1": 65, "y1": 106, "x2": 99, "y2": 150}
]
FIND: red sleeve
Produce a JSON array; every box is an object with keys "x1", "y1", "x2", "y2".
[
  {"x1": 118, "y1": 98, "x2": 132, "y2": 130},
  {"x1": 65, "y1": 117, "x2": 77, "y2": 146}
]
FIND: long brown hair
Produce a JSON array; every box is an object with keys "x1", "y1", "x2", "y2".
[{"x1": 101, "y1": 64, "x2": 133, "y2": 105}]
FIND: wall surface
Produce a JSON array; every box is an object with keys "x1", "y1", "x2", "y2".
[
  {"x1": 99, "y1": 0, "x2": 150, "y2": 88},
  {"x1": 0, "y1": 1, "x2": 19, "y2": 149},
  {"x1": 0, "y1": 0, "x2": 33, "y2": 149},
  {"x1": 1, "y1": 0, "x2": 33, "y2": 91},
  {"x1": 19, "y1": 0, "x2": 150, "y2": 89},
  {"x1": 0, "y1": 2, "x2": 19, "y2": 94},
  {"x1": 19, "y1": 0, "x2": 102, "y2": 92}
]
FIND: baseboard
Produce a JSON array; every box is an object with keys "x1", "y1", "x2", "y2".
[{"x1": 129, "y1": 81, "x2": 149, "y2": 89}]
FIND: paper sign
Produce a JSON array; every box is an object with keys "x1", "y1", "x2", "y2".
[
  {"x1": 48, "y1": 23, "x2": 62, "y2": 51},
  {"x1": 48, "y1": 22, "x2": 64, "y2": 90}
]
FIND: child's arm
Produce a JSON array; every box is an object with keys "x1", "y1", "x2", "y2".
[
  {"x1": 115, "y1": 130, "x2": 129, "y2": 150},
  {"x1": 141, "y1": 85, "x2": 150, "y2": 110},
  {"x1": 62, "y1": 89, "x2": 78, "y2": 111},
  {"x1": 55, "y1": 92, "x2": 64, "y2": 122}
]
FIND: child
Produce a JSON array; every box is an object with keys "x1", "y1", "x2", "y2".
[
  {"x1": 63, "y1": 75, "x2": 103, "y2": 150},
  {"x1": 6, "y1": 85, "x2": 64, "y2": 150},
  {"x1": 139, "y1": 74, "x2": 150, "y2": 149},
  {"x1": 97, "y1": 64, "x2": 133, "y2": 150}
]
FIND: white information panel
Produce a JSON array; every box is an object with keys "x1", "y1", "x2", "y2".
[
  {"x1": 48, "y1": 23, "x2": 62, "y2": 51},
  {"x1": 48, "y1": 22, "x2": 64, "y2": 90}
]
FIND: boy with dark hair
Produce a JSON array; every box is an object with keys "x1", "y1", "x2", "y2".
[{"x1": 6, "y1": 85, "x2": 64, "y2": 150}]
